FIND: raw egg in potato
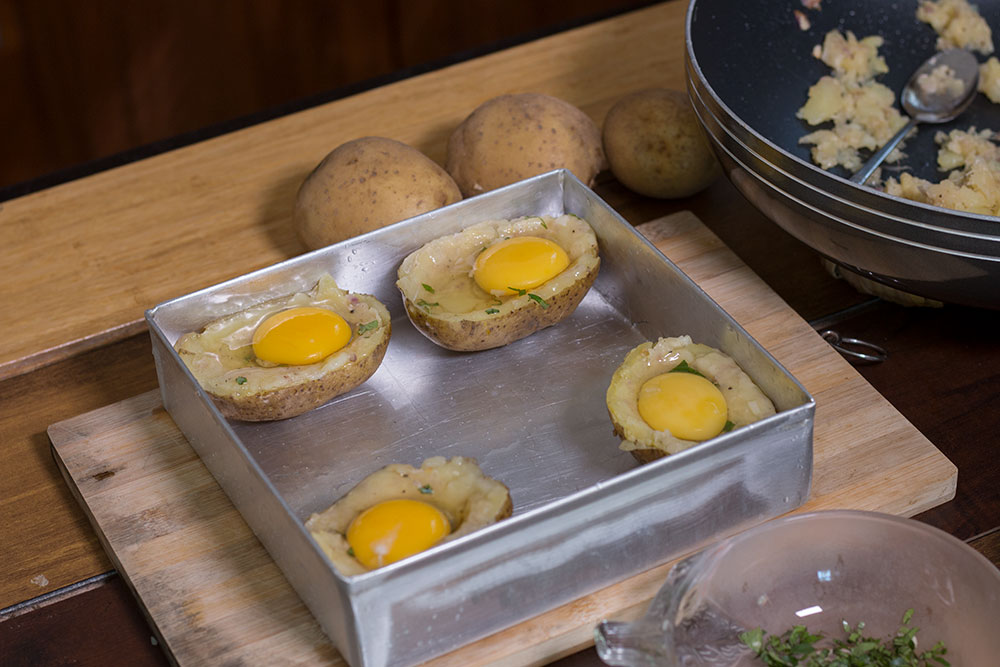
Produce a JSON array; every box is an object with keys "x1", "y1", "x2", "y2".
[
  {"x1": 606, "y1": 336, "x2": 776, "y2": 462},
  {"x1": 174, "y1": 274, "x2": 390, "y2": 422},
  {"x1": 395, "y1": 214, "x2": 600, "y2": 351},
  {"x1": 306, "y1": 457, "x2": 512, "y2": 575}
]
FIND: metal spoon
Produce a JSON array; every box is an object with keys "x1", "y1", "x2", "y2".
[{"x1": 851, "y1": 49, "x2": 979, "y2": 185}]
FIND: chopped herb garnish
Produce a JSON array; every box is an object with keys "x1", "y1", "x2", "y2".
[
  {"x1": 485, "y1": 307, "x2": 500, "y2": 314},
  {"x1": 507, "y1": 286, "x2": 528, "y2": 296},
  {"x1": 536, "y1": 217, "x2": 548, "y2": 229},
  {"x1": 235, "y1": 376, "x2": 247, "y2": 385},
  {"x1": 669, "y1": 359, "x2": 706, "y2": 378},
  {"x1": 419, "y1": 484, "x2": 433, "y2": 494},
  {"x1": 422, "y1": 283, "x2": 435, "y2": 293},
  {"x1": 416, "y1": 299, "x2": 439, "y2": 310},
  {"x1": 347, "y1": 547, "x2": 355, "y2": 557},
  {"x1": 358, "y1": 320, "x2": 378, "y2": 334},
  {"x1": 527, "y1": 293, "x2": 550, "y2": 309},
  {"x1": 739, "y1": 609, "x2": 948, "y2": 666},
  {"x1": 722, "y1": 420, "x2": 736, "y2": 432}
]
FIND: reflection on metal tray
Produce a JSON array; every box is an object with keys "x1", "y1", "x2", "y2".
[{"x1": 146, "y1": 170, "x2": 815, "y2": 667}]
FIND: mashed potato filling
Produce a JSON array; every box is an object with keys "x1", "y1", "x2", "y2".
[
  {"x1": 884, "y1": 128, "x2": 1000, "y2": 215},
  {"x1": 797, "y1": 30, "x2": 909, "y2": 172},
  {"x1": 979, "y1": 56, "x2": 1000, "y2": 103},
  {"x1": 917, "y1": 0, "x2": 993, "y2": 55}
]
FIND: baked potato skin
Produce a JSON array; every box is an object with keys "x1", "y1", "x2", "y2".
[
  {"x1": 446, "y1": 93, "x2": 605, "y2": 196},
  {"x1": 209, "y1": 321, "x2": 390, "y2": 421},
  {"x1": 402, "y1": 258, "x2": 599, "y2": 351},
  {"x1": 294, "y1": 136, "x2": 462, "y2": 249}
]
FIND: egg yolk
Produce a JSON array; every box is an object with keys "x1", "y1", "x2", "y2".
[
  {"x1": 346, "y1": 499, "x2": 451, "y2": 570},
  {"x1": 637, "y1": 371, "x2": 728, "y2": 441},
  {"x1": 252, "y1": 307, "x2": 351, "y2": 366},
  {"x1": 473, "y1": 236, "x2": 570, "y2": 295}
]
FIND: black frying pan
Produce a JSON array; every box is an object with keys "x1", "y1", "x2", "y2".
[{"x1": 688, "y1": 0, "x2": 1000, "y2": 183}]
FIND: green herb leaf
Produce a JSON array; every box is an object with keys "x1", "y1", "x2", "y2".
[
  {"x1": 722, "y1": 420, "x2": 736, "y2": 432},
  {"x1": 419, "y1": 484, "x2": 433, "y2": 494},
  {"x1": 358, "y1": 320, "x2": 378, "y2": 334},
  {"x1": 507, "y1": 286, "x2": 528, "y2": 296},
  {"x1": 536, "y1": 217, "x2": 548, "y2": 229},
  {"x1": 669, "y1": 359, "x2": 706, "y2": 378},
  {"x1": 235, "y1": 376, "x2": 247, "y2": 385},
  {"x1": 347, "y1": 547, "x2": 355, "y2": 557},
  {"x1": 416, "y1": 299, "x2": 439, "y2": 310},
  {"x1": 422, "y1": 283, "x2": 435, "y2": 293},
  {"x1": 527, "y1": 293, "x2": 549, "y2": 309},
  {"x1": 739, "y1": 609, "x2": 949, "y2": 667},
  {"x1": 485, "y1": 308, "x2": 500, "y2": 314}
]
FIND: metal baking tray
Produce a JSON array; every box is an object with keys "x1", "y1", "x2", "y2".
[{"x1": 146, "y1": 169, "x2": 814, "y2": 667}]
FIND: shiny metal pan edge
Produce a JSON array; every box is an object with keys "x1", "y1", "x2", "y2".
[{"x1": 146, "y1": 170, "x2": 814, "y2": 667}]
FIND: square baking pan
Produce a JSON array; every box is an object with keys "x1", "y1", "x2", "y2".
[{"x1": 146, "y1": 169, "x2": 814, "y2": 667}]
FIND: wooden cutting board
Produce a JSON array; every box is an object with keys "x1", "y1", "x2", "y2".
[{"x1": 49, "y1": 213, "x2": 957, "y2": 667}]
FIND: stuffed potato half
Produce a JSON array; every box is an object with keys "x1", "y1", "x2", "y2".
[
  {"x1": 606, "y1": 336, "x2": 776, "y2": 462},
  {"x1": 174, "y1": 274, "x2": 390, "y2": 421},
  {"x1": 396, "y1": 214, "x2": 600, "y2": 351}
]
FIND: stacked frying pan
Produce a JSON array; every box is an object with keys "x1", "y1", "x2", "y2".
[{"x1": 685, "y1": 0, "x2": 1000, "y2": 308}]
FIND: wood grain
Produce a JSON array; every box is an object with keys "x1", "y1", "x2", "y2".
[
  {"x1": 0, "y1": 1, "x2": 686, "y2": 381},
  {"x1": 0, "y1": 333, "x2": 158, "y2": 611},
  {"x1": 48, "y1": 213, "x2": 956, "y2": 667},
  {"x1": 0, "y1": 0, "x2": 644, "y2": 189}
]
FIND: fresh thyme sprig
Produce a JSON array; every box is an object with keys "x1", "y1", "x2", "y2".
[{"x1": 739, "y1": 609, "x2": 949, "y2": 666}]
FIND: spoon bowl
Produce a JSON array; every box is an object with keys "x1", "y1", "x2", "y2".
[{"x1": 852, "y1": 49, "x2": 979, "y2": 185}]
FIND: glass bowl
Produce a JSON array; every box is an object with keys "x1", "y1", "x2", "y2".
[{"x1": 595, "y1": 510, "x2": 1000, "y2": 666}]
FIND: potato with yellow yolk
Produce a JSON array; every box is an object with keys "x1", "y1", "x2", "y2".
[
  {"x1": 174, "y1": 274, "x2": 390, "y2": 422},
  {"x1": 606, "y1": 336, "x2": 776, "y2": 462},
  {"x1": 306, "y1": 457, "x2": 512, "y2": 575},
  {"x1": 396, "y1": 214, "x2": 599, "y2": 351}
]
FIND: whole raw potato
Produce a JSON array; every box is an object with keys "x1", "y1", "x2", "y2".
[
  {"x1": 602, "y1": 89, "x2": 721, "y2": 199},
  {"x1": 293, "y1": 137, "x2": 462, "y2": 249},
  {"x1": 446, "y1": 93, "x2": 605, "y2": 196}
]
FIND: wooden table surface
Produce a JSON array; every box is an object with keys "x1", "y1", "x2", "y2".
[{"x1": 1, "y1": 2, "x2": 997, "y2": 665}]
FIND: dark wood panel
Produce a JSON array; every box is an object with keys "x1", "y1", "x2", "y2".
[
  {"x1": 0, "y1": 575, "x2": 169, "y2": 667},
  {"x1": 829, "y1": 303, "x2": 1000, "y2": 540},
  {"x1": 0, "y1": 334, "x2": 158, "y2": 610},
  {"x1": 0, "y1": 0, "x2": 646, "y2": 189}
]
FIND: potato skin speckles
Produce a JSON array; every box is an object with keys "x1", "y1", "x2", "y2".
[
  {"x1": 602, "y1": 89, "x2": 720, "y2": 199},
  {"x1": 294, "y1": 137, "x2": 461, "y2": 249},
  {"x1": 446, "y1": 94, "x2": 605, "y2": 197}
]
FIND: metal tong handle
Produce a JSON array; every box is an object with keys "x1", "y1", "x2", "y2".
[{"x1": 820, "y1": 330, "x2": 888, "y2": 364}]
